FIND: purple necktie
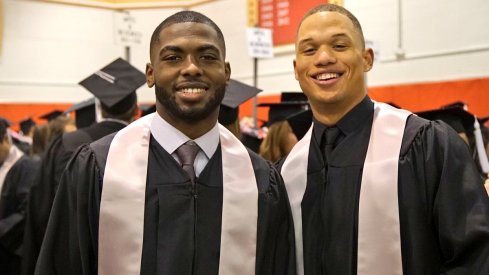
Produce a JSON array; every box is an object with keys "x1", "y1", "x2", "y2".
[{"x1": 176, "y1": 140, "x2": 200, "y2": 181}]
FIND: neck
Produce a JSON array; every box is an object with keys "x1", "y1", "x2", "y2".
[
  {"x1": 312, "y1": 95, "x2": 365, "y2": 126},
  {"x1": 157, "y1": 109, "x2": 218, "y2": 140}
]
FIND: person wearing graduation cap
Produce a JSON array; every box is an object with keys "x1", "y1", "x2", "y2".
[
  {"x1": 0, "y1": 117, "x2": 41, "y2": 275},
  {"x1": 258, "y1": 93, "x2": 309, "y2": 162},
  {"x1": 279, "y1": 3, "x2": 489, "y2": 275},
  {"x1": 22, "y1": 57, "x2": 144, "y2": 275},
  {"x1": 34, "y1": 10, "x2": 295, "y2": 275},
  {"x1": 218, "y1": 79, "x2": 262, "y2": 137}
]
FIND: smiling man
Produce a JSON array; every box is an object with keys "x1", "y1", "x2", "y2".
[
  {"x1": 35, "y1": 11, "x2": 295, "y2": 275},
  {"x1": 279, "y1": 4, "x2": 489, "y2": 275}
]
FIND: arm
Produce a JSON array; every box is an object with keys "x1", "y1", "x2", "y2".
[{"x1": 34, "y1": 145, "x2": 101, "y2": 275}]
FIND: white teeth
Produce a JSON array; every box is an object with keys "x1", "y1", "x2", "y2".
[
  {"x1": 316, "y1": 73, "x2": 340, "y2": 80},
  {"x1": 178, "y1": 88, "x2": 205, "y2": 94}
]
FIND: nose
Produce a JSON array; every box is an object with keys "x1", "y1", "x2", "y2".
[
  {"x1": 181, "y1": 56, "x2": 203, "y2": 76},
  {"x1": 314, "y1": 48, "x2": 336, "y2": 66}
]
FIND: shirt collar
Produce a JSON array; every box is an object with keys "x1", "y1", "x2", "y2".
[
  {"x1": 313, "y1": 96, "x2": 374, "y2": 142},
  {"x1": 150, "y1": 113, "x2": 220, "y2": 159}
]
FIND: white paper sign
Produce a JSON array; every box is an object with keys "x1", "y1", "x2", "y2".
[
  {"x1": 114, "y1": 12, "x2": 143, "y2": 46},
  {"x1": 246, "y1": 27, "x2": 274, "y2": 58}
]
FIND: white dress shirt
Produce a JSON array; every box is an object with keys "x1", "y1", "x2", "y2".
[{"x1": 150, "y1": 113, "x2": 220, "y2": 177}]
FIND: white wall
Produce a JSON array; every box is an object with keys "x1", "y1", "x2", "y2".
[{"x1": 1, "y1": 0, "x2": 489, "y2": 104}]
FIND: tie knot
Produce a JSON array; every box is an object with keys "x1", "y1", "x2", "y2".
[
  {"x1": 176, "y1": 140, "x2": 200, "y2": 166},
  {"x1": 323, "y1": 127, "x2": 340, "y2": 146}
]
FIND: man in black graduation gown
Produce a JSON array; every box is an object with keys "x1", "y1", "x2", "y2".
[
  {"x1": 280, "y1": 4, "x2": 489, "y2": 275},
  {"x1": 35, "y1": 11, "x2": 295, "y2": 275},
  {"x1": 22, "y1": 58, "x2": 145, "y2": 275}
]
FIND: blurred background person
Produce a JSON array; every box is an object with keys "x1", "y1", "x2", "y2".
[{"x1": 21, "y1": 57, "x2": 145, "y2": 275}]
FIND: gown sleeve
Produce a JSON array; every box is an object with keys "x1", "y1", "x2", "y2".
[
  {"x1": 253, "y1": 154, "x2": 296, "y2": 275},
  {"x1": 34, "y1": 144, "x2": 102, "y2": 275},
  {"x1": 400, "y1": 119, "x2": 489, "y2": 274}
]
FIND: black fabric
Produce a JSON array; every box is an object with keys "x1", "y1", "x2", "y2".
[
  {"x1": 34, "y1": 133, "x2": 296, "y2": 275},
  {"x1": 21, "y1": 120, "x2": 126, "y2": 275},
  {"x1": 0, "y1": 155, "x2": 40, "y2": 275},
  {"x1": 321, "y1": 127, "x2": 341, "y2": 164},
  {"x1": 279, "y1": 97, "x2": 489, "y2": 274}
]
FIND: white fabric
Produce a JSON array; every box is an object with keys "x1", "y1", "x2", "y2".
[
  {"x1": 99, "y1": 113, "x2": 258, "y2": 275},
  {"x1": 281, "y1": 102, "x2": 410, "y2": 275},
  {"x1": 0, "y1": 146, "x2": 24, "y2": 190}
]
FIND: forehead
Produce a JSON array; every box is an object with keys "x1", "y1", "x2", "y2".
[
  {"x1": 157, "y1": 22, "x2": 223, "y2": 51},
  {"x1": 297, "y1": 11, "x2": 358, "y2": 41}
]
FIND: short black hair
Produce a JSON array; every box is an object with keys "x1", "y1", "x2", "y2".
[
  {"x1": 150, "y1": 10, "x2": 226, "y2": 59},
  {"x1": 298, "y1": 4, "x2": 365, "y2": 49}
]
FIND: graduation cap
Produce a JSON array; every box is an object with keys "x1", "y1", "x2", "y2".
[
  {"x1": 416, "y1": 107, "x2": 475, "y2": 134},
  {"x1": 65, "y1": 97, "x2": 96, "y2": 129},
  {"x1": 280, "y1": 92, "x2": 308, "y2": 103},
  {"x1": 79, "y1": 58, "x2": 145, "y2": 115},
  {"x1": 39, "y1": 110, "x2": 64, "y2": 122},
  {"x1": 219, "y1": 79, "x2": 262, "y2": 125},
  {"x1": 19, "y1": 118, "x2": 36, "y2": 135},
  {"x1": 258, "y1": 102, "x2": 309, "y2": 127},
  {"x1": 287, "y1": 109, "x2": 313, "y2": 140}
]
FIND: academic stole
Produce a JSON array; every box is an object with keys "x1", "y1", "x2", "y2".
[
  {"x1": 0, "y1": 145, "x2": 23, "y2": 190},
  {"x1": 282, "y1": 102, "x2": 410, "y2": 275},
  {"x1": 98, "y1": 113, "x2": 258, "y2": 275}
]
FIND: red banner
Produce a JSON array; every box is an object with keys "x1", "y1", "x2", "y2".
[{"x1": 258, "y1": 0, "x2": 328, "y2": 46}]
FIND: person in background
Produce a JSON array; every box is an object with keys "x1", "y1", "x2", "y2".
[
  {"x1": 218, "y1": 79, "x2": 262, "y2": 142},
  {"x1": 22, "y1": 58, "x2": 144, "y2": 275},
  {"x1": 280, "y1": 3, "x2": 489, "y2": 274},
  {"x1": 0, "y1": 117, "x2": 40, "y2": 275},
  {"x1": 34, "y1": 11, "x2": 294, "y2": 275},
  {"x1": 258, "y1": 93, "x2": 309, "y2": 162}
]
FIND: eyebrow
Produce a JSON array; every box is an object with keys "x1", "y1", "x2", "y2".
[
  {"x1": 297, "y1": 32, "x2": 352, "y2": 47},
  {"x1": 159, "y1": 44, "x2": 222, "y2": 55}
]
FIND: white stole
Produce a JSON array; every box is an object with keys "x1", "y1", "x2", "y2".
[
  {"x1": 98, "y1": 113, "x2": 258, "y2": 275},
  {"x1": 282, "y1": 102, "x2": 410, "y2": 275},
  {"x1": 0, "y1": 146, "x2": 24, "y2": 190}
]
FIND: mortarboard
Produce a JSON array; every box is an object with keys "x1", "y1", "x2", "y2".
[
  {"x1": 19, "y1": 118, "x2": 36, "y2": 135},
  {"x1": 258, "y1": 102, "x2": 309, "y2": 127},
  {"x1": 280, "y1": 92, "x2": 308, "y2": 103},
  {"x1": 219, "y1": 79, "x2": 262, "y2": 125},
  {"x1": 416, "y1": 107, "x2": 475, "y2": 134},
  {"x1": 287, "y1": 109, "x2": 313, "y2": 140},
  {"x1": 79, "y1": 58, "x2": 145, "y2": 115},
  {"x1": 65, "y1": 97, "x2": 96, "y2": 129},
  {"x1": 39, "y1": 110, "x2": 64, "y2": 122}
]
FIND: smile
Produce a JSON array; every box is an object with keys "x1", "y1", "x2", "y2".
[
  {"x1": 177, "y1": 88, "x2": 207, "y2": 94},
  {"x1": 314, "y1": 72, "x2": 341, "y2": 80}
]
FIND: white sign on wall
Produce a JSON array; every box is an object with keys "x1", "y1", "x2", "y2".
[
  {"x1": 246, "y1": 27, "x2": 274, "y2": 58},
  {"x1": 114, "y1": 12, "x2": 142, "y2": 46}
]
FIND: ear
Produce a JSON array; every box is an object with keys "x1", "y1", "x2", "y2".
[
  {"x1": 224, "y1": 62, "x2": 231, "y2": 84},
  {"x1": 146, "y1": 62, "x2": 155, "y2": 88},
  {"x1": 363, "y1": 48, "x2": 374, "y2": 72},
  {"x1": 293, "y1": 59, "x2": 299, "y2": 80}
]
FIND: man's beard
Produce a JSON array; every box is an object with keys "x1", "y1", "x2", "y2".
[{"x1": 155, "y1": 84, "x2": 226, "y2": 124}]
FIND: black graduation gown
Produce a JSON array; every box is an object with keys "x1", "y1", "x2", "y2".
[
  {"x1": 22, "y1": 121, "x2": 127, "y2": 275},
  {"x1": 279, "y1": 98, "x2": 489, "y2": 274},
  {"x1": 0, "y1": 155, "x2": 40, "y2": 275},
  {"x1": 35, "y1": 133, "x2": 296, "y2": 275}
]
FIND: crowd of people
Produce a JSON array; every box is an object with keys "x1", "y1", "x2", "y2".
[{"x1": 0, "y1": 4, "x2": 488, "y2": 275}]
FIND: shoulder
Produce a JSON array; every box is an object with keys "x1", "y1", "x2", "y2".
[
  {"x1": 247, "y1": 148, "x2": 283, "y2": 194},
  {"x1": 400, "y1": 114, "x2": 467, "y2": 156},
  {"x1": 62, "y1": 129, "x2": 92, "y2": 152}
]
